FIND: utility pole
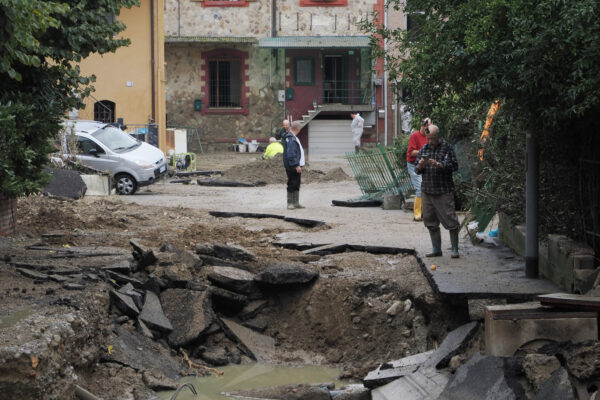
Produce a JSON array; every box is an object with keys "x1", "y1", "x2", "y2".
[{"x1": 525, "y1": 132, "x2": 539, "y2": 278}]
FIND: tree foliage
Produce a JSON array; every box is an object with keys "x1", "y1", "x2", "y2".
[
  {"x1": 362, "y1": 0, "x2": 600, "y2": 250},
  {"x1": 363, "y1": 0, "x2": 600, "y2": 134},
  {"x1": 0, "y1": 0, "x2": 138, "y2": 197}
]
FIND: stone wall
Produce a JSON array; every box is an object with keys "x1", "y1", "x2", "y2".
[
  {"x1": 164, "y1": 0, "x2": 378, "y2": 38},
  {"x1": 165, "y1": 44, "x2": 284, "y2": 148},
  {"x1": 165, "y1": 1, "x2": 271, "y2": 37},
  {"x1": 499, "y1": 212, "x2": 598, "y2": 293},
  {"x1": 277, "y1": 1, "x2": 377, "y2": 36}
]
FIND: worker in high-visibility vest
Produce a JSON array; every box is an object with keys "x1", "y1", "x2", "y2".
[{"x1": 262, "y1": 137, "x2": 284, "y2": 159}]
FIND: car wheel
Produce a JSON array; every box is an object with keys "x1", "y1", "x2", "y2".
[{"x1": 114, "y1": 173, "x2": 137, "y2": 195}]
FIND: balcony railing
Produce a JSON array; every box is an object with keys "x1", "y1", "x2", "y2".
[{"x1": 285, "y1": 79, "x2": 373, "y2": 122}]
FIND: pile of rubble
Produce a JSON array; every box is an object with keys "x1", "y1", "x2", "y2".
[{"x1": 221, "y1": 155, "x2": 351, "y2": 185}]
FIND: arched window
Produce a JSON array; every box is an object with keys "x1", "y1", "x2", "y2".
[{"x1": 94, "y1": 100, "x2": 115, "y2": 123}]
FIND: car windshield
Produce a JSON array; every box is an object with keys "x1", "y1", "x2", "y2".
[{"x1": 92, "y1": 126, "x2": 140, "y2": 152}]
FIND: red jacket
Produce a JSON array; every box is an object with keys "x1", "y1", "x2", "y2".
[{"x1": 407, "y1": 131, "x2": 428, "y2": 163}]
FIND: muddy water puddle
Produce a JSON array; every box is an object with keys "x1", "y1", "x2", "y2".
[{"x1": 157, "y1": 363, "x2": 349, "y2": 399}]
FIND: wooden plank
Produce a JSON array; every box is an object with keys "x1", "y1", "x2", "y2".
[{"x1": 537, "y1": 292, "x2": 600, "y2": 312}]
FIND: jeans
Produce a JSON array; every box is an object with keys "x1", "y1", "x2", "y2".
[{"x1": 407, "y1": 162, "x2": 422, "y2": 197}]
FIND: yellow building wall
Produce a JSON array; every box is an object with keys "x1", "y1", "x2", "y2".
[{"x1": 78, "y1": 0, "x2": 166, "y2": 151}]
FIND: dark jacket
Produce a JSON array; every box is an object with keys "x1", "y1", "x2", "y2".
[
  {"x1": 275, "y1": 127, "x2": 287, "y2": 140},
  {"x1": 282, "y1": 131, "x2": 301, "y2": 169}
]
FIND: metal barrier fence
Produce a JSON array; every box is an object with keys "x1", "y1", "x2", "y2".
[
  {"x1": 126, "y1": 124, "x2": 159, "y2": 147},
  {"x1": 345, "y1": 144, "x2": 414, "y2": 201}
]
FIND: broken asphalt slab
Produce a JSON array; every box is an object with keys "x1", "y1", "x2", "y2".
[
  {"x1": 219, "y1": 317, "x2": 276, "y2": 362},
  {"x1": 254, "y1": 262, "x2": 319, "y2": 286},
  {"x1": 332, "y1": 199, "x2": 383, "y2": 208},
  {"x1": 532, "y1": 367, "x2": 576, "y2": 400},
  {"x1": 423, "y1": 321, "x2": 478, "y2": 369},
  {"x1": 109, "y1": 289, "x2": 140, "y2": 318},
  {"x1": 103, "y1": 325, "x2": 184, "y2": 380},
  {"x1": 437, "y1": 353, "x2": 526, "y2": 400},
  {"x1": 42, "y1": 167, "x2": 87, "y2": 199},
  {"x1": 371, "y1": 367, "x2": 450, "y2": 400},
  {"x1": 161, "y1": 288, "x2": 214, "y2": 347},
  {"x1": 139, "y1": 291, "x2": 173, "y2": 333},
  {"x1": 209, "y1": 211, "x2": 325, "y2": 228},
  {"x1": 197, "y1": 179, "x2": 266, "y2": 187},
  {"x1": 207, "y1": 266, "x2": 259, "y2": 294},
  {"x1": 364, "y1": 350, "x2": 435, "y2": 389}
]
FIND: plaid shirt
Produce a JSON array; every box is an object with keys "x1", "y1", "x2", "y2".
[{"x1": 416, "y1": 139, "x2": 458, "y2": 195}]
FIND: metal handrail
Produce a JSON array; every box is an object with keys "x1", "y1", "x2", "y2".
[{"x1": 286, "y1": 79, "x2": 373, "y2": 122}]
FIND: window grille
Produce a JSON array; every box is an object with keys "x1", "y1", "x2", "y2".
[
  {"x1": 94, "y1": 100, "x2": 115, "y2": 123},
  {"x1": 208, "y1": 60, "x2": 242, "y2": 108}
]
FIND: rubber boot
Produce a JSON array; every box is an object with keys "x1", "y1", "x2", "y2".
[
  {"x1": 426, "y1": 228, "x2": 443, "y2": 257},
  {"x1": 293, "y1": 191, "x2": 305, "y2": 209},
  {"x1": 413, "y1": 197, "x2": 422, "y2": 221},
  {"x1": 355, "y1": 146, "x2": 360, "y2": 153},
  {"x1": 287, "y1": 192, "x2": 295, "y2": 209},
  {"x1": 450, "y1": 228, "x2": 460, "y2": 258}
]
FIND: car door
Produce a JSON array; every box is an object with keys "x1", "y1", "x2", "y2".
[{"x1": 75, "y1": 136, "x2": 120, "y2": 173}]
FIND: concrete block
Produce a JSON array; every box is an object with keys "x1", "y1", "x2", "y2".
[
  {"x1": 372, "y1": 367, "x2": 449, "y2": 400},
  {"x1": 485, "y1": 303, "x2": 597, "y2": 357},
  {"x1": 574, "y1": 254, "x2": 595, "y2": 270},
  {"x1": 80, "y1": 174, "x2": 111, "y2": 196},
  {"x1": 546, "y1": 235, "x2": 595, "y2": 291},
  {"x1": 574, "y1": 268, "x2": 600, "y2": 294},
  {"x1": 498, "y1": 213, "x2": 526, "y2": 256},
  {"x1": 382, "y1": 194, "x2": 403, "y2": 210}
]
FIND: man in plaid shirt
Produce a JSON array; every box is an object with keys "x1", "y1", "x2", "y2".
[{"x1": 416, "y1": 124, "x2": 461, "y2": 258}]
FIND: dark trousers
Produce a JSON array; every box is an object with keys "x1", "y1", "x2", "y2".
[
  {"x1": 286, "y1": 168, "x2": 301, "y2": 193},
  {"x1": 422, "y1": 191, "x2": 460, "y2": 231}
]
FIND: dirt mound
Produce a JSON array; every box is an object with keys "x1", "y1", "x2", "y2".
[{"x1": 221, "y1": 155, "x2": 351, "y2": 185}]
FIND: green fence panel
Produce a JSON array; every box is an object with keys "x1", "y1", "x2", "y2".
[{"x1": 345, "y1": 144, "x2": 415, "y2": 201}]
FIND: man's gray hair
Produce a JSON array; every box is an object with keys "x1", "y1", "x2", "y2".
[
  {"x1": 427, "y1": 124, "x2": 439, "y2": 136},
  {"x1": 290, "y1": 121, "x2": 302, "y2": 132}
]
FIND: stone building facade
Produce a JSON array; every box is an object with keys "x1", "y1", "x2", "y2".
[{"x1": 164, "y1": 0, "x2": 390, "y2": 155}]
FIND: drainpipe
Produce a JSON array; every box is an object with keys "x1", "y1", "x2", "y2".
[
  {"x1": 383, "y1": 0, "x2": 388, "y2": 146},
  {"x1": 150, "y1": 0, "x2": 156, "y2": 123},
  {"x1": 394, "y1": 96, "x2": 398, "y2": 138},
  {"x1": 177, "y1": 0, "x2": 180, "y2": 36},
  {"x1": 271, "y1": 0, "x2": 277, "y2": 37}
]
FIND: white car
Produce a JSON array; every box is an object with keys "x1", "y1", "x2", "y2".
[{"x1": 62, "y1": 120, "x2": 167, "y2": 195}]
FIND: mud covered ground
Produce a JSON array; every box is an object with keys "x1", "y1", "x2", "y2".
[{"x1": 0, "y1": 153, "x2": 469, "y2": 399}]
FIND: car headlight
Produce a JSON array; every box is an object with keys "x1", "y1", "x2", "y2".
[{"x1": 134, "y1": 160, "x2": 154, "y2": 169}]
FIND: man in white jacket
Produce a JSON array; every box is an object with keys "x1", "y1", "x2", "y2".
[{"x1": 350, "y1": 112, "x2": 364, "y2": 153}]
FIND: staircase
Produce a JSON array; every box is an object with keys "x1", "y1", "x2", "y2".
[{"x1": 299, "y1": 106, "x2": 321, "y2": 129}]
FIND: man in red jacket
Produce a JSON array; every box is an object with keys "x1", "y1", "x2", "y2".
[{"x1": 407, "y1": 118, "x2": 431, "y2": 221}]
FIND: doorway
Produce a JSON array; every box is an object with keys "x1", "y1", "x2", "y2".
[{"x1": 323, "y1": 55, "x2": 346, "y2": 104}]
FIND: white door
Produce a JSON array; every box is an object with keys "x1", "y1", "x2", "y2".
[{"x1": 308, "y1": 120, "x2": 354, "y2": 159}]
